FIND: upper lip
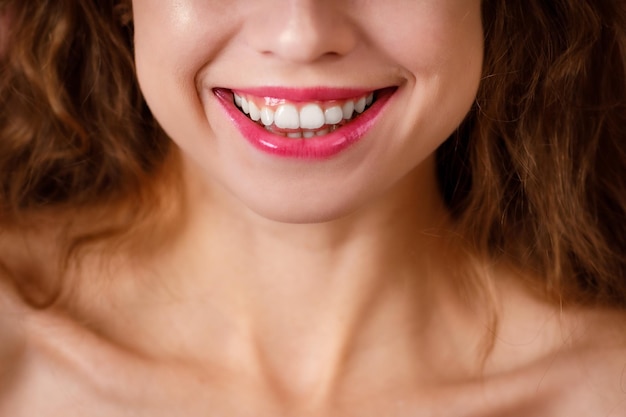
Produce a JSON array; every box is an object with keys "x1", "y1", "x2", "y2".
[{"x1": 219, "y1": 86, "x2": 391, "y2": 102}]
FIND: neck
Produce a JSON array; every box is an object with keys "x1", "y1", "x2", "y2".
[{"x1": 67, "y1": 155, "x2": 482, "y2": 403}]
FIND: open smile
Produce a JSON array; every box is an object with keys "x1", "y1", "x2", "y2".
[
  {"x1": 214, "y1": 87, "x2": 396, "y2": 159},
  {"x1": 232, "y1": 91, "x2": 376, "y2": 139}
]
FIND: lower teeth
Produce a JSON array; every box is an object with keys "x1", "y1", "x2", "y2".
[{"x1": 263, "y1": 123, "x2": 341, "y2": 138}]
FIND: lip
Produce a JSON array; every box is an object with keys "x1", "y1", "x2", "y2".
[
  {"x1": 213, "y1": 87, "x2": 397, "y2": 159},
  {"x1": 229, "y1": 87, "x2": 376, "y2": 102}
]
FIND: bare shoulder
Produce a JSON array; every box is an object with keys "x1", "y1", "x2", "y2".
[
  {"x1": 0, "y1": 269, "x2": 95, "y2": 415},
  {"x1": 0, "y1": 273, "x2": 28, "y2": 354},
  {"x1": 564, "y1": 308, "x2": 626, "y2": 414},
  {"x1": 0, "y1": 291, "x2": 117, "y2": 416},
  {"x1": 480, "y1": 282, "x2": 626, "y2": 417},
  {"x1": 0, "y1": 277, "x2": 29, "y2": 410},
  {"x1": 519, "y1": 307, "x2": 626, "y2": 416}
]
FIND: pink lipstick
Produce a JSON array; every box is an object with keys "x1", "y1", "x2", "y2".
[{"x1": 214, "y1": 87, "x2": 396, "y2": 159}]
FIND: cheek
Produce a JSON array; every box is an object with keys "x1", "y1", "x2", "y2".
[
  {"x1": 399, "y1": 2, "x2": 483, "y2": 123},
  {"x1": 133, "y1": 2, "x2": 210, "y2": 87},
  {"x1": 378, "y1": 3, "x2": 483, "y2": 175},
  {"x1": 132, "y1": 0, "x2": 236, "y2": 77},
  {"x1": 131, "y1": 1, "x2": 234, "y2": 147},
  {"x1": 365, "y1": 1, "x2": 483, "y2": 77}
]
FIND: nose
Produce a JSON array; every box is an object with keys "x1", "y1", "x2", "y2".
[{"x1": 243, "y1": 0, "x2": 358, "y2": 63}]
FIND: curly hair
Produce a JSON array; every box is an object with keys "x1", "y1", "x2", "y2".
[
  {"x1": 0, "y1": 0, "x2": 625, "y2": 308},
  {"x1": 0, "y1": 0, "x2": 176, "y2": 305},
  {"x1": 438, "y1": 0, "x2": 626, "y2": 306},
  {"x1": 0, "y1": 0, "x2": 169, "y2": 218}
]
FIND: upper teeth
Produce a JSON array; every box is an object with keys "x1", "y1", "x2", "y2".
[{"x1": 233, "y1": 92, "x2": 375, "y2": 133}]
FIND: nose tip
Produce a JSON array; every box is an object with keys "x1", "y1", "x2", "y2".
[{"x1": 244, "y1": 1, "x2": 358, "y2": 64}]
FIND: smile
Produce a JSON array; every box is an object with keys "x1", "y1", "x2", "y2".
[
  {"x1": 214, "y1": 87, "x2": 396, "y2": 159},
  {"x1": 232, "y1": 91, "x2": 376, "y2": 139}
]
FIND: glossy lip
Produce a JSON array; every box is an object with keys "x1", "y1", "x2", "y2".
[
  {"x1": 213, "y1": 87, "x2": 397, "y2": 159},
  {"x1": 230, "y1": 86, "x2": 376, "y2": 102}
]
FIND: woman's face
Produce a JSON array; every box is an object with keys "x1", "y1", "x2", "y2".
[{"x1": 132, "y1": 0, "x2": 483, "y2": 222}]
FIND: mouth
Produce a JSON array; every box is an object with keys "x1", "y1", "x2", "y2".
[
  {"x1": 213, "y1": 87, "x2": 396, "y2": 159},
  {"x1": 231, "y1": 90, "x2": 377, "y2": 139}
]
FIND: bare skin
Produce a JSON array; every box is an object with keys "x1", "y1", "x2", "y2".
[
  {"x1": 0, "y1": 1, "x2": 625, "y2": 415},
  {"x1": 1, "y1": 158, "x2": 625, "y2": 416}
]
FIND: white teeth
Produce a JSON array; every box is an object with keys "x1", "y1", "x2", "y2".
[
  {"x1": 274, "y1": 104, "x2": 300, "y2": 129},
  {"x1": 248, "y1": 101, "x2": 261, "y2": 121},
  {"x1": 234, "y1": 93, "x2": 243, "y2": 107},
  {"x1": 260, "y1": 107, "x2": 274, "y2": 126},
  {"x1": 324, "y1": 106, "x2": 343, "y2": 125},
  {"x1": 233, "y1": 91, "x2": 377, "y2": 136},
  {"x1": 342, "y1": 101, "x2": 355, "y2": 120},
  {"x1": 299, "y1": 104, "x2": 325, "y2": 130},
  {"x1": 355, "y1": 97, "x2": 366, "y2": 114}
]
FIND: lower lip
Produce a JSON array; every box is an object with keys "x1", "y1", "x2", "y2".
[{"x1": 213, "y1": 88, "x2": 395, "y2": 159}]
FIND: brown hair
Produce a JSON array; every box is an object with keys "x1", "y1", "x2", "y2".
[
  {"x1": 0, "y1": 0, "x2": 168, "y2": 216},
  {"x1": 0, "y1": 0, "x2": 174, "y2": 304},
  {"x1": 438, "y1": 0, "x2": 626, "y2": 307},
  {"x1": 0, "y1": 0, "x2": 625, "y2": 308}
]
